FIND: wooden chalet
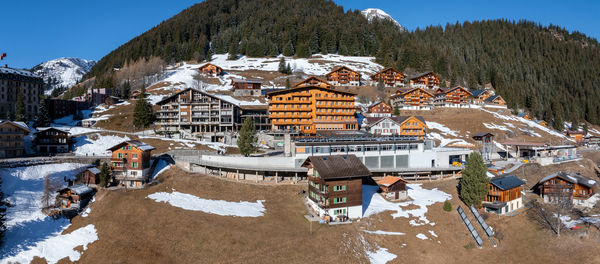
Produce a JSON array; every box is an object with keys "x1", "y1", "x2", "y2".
[
  {"x1": 303, "y1": 155, "x2": 371, "y2": 221},
  {"x1": 377, "y1": 176, "x2": 407, "y2": 201},
  {"x1": 108, "y1": 140, "x2": 155, "y2": 188},
  {"x1": 534, "y1": 120, "x2": 547, "y2": 127},
  {"x1": 484, "y1": 94, "x2": 506, "y2": 106},
  {"x1": 537, "y1": 172, "x2": 596, "y2": 205},
  {"x1": 79, "y1": 167, "x2": 101, "y2": 185},
  {"x1": 408, "y1": 71, "x2": 440, "y2": 89},
  {"x1": 325, "y1": 66, "x2": 361, "y2": 86},
  {"x1": 232, "y1": 78, "x2": 262, "y2": 96},
  {"x1": 366, "y1": 101, "x2": 392, "y2": 117},
  {"x1": 390, "y1": 87, "x2": 434, "y2": 110},
  {"x1": 433, "y1": 86, "x2": 472, "y2": 107},
  {"x1": 35, "y1": 127, "x2": 71, "y2": 154},
  {"x1": 0, "y1": 120, "x2": 29, "y2": 158},
  {"x1": 483, "y1": 175, "x2": 525, "y2": 215},
  {"x1": 469, "y1": 89, "x2": 493, "y2": 105},
  {"x1": 198, "y1": 63, "x2": 223, "y2": 76},
  {"x1": 370, "y1": 67, "x2": 406, "y2": 87},
  {"x1": 565, "y1": 130, "x2": 586, "y2": 144},
  {"x1": 294, "y1": 76, "x2": 333, "y2": 89},
  {"x1": 364, "y1": 115, "x2": 427, "y2": 139},
  {"x1": 518, "y1": 112, "x2": 533, "y2": 120},
  {"x1": 57, "y1": 184, "x2": 94, "y2": 210}
]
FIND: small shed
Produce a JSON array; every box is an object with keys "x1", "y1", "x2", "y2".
[
  {"x1": 377, "y1": 176, "x2": 408, "y2": 201},
  {"x1": 57, "y1": 184, "x2": 94, "y2": 209},
  {"x1": 80, "y1": 167, "x2": 101, "y2": 185}
]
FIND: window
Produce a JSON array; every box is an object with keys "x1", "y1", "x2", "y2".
[
  {"x1": 333, "y1": 197, "x2": 347, "y2": 204},
  {"x1": 333, "y1": 209, "x2": 346, "y2": 215},
  {"x1": 334, "y1": 185, "x2": 346, "y2": 191},
  {"x1": 118, "y1": 153, "x2": 123, "y2": 159},
  {"x1": 131, "y1": 162, "x2": 139, "y2": 168},
  {"x1": 132, "y1": 154, "x2": 138, "y2": 159}
]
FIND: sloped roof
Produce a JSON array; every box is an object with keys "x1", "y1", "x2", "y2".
[
  {"x1": 0, "y1": 120, "x2": 30, "y2": 133},
  {"x1": 156, "y1": 88, "x2": 240, "y2": 106},
  {"x1": 301, "y1": 155, "x2": 371, "y2": 179},
  {"x1": 294, "y1": 76, "x2": 332, "y2": 88},
  {"x1": 365, "y1": 116, "x2": 426, "y2": 128},
  {"x1": 326, "y1": 66, "x2": 361, "y2": 77},
  {"x1": 60, "y1": 184, "x2": 93, "y2": 195},
  {"x1": 35, "y1": 127, "x2": 70, "y2": 135},
  {"x1": 490, "y1": 175, "x2": 525, "y2": 190},
  {"x1": 485, "y1": 94, "x2": 503, "y2": 102},
  {"x1": 367, "y1": 101, "x2": 390, "y2": 109},
  {"x1": 377, "y1": 175, "x2": 406, "y2": 187},
  {"x1": 371, "y1": 67, "x2": 404, "y2": 78},
  {"x1": 470, "y1": 89, "x2": 488, "y2": 97},
  {"x1": 87, "y1": 167, "x2": 101, "y2": 174},
  {"x1": 539, "y1": 172, "x2": 597, "y2": 188},
  {"x1": 517, "y1": 113, "x2": 529, "y2": 118},
  {"x1": 408, "y1": 71, "x2": 436, "y2": 80},
  {"x1": 436, "y1": 86, "x2": 472, "y2": 96},
  {"x1": 231, "y1": 78, "x2": 262, "y2": 84},
  {"x1": 199, "y1": 63, "x2": 222, "y2": 70},
  {"x1": 0, "y1": 67, "x2": 40, "y2": 78},
  {"x1": 107, "y1": 140, "x2": 155, "y2": 151}
]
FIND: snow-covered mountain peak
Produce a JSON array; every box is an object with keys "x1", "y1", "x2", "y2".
[
  {"x1": 361, "y1": 8, "x2": 405, "y2": 31},
  {"x1": 31, "y1": 57, "x2": 96, "y2": 95}
]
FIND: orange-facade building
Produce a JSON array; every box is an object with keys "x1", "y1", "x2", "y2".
[
  {"x1": 433, "y1": 86, "x2": 472, "y2": 107},
  {"x1": 198, "y1": 63, "x2": 223, "y2": 76},
  {"x1": 370, "y1": 67, "x2": 406, "y2": 87},
  {"x1": 325, "y1": 66, "x2": 361, "y2": 86},
  {"x1": 408, "y1": 71, "x2": 440, "y2": 89},
  {"x1": 390, "y1": 87, "x2": 434, "y2": 109},
  {"x1": 108, "y1": 140, "x2": 155, "y2": 188},
  {"x1": 267, "y1": 85, "x2": 358, "y2": 134}
]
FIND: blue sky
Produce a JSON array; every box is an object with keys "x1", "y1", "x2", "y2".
[{"x1": 1, "y1": 0, "x2": 598, "y2": 69}]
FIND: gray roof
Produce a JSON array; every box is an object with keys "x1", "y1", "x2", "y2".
[
  {"x1": 470, "y1": 89, "x2": 487, "y2": 97},
  {"x1": 108, "y1": 140, "x2": 155, "y2": 151},
  {"x1": 485, "y1": 94, "x2": 502, "y2": 102},
  {"x1": 0, "y1": 67, "x2": 40, "y2": 78},
  {"x1": 539, "y1": 172, "x2": 597, "y2": 188},
  {"x1": 408, "y1": 71, "x2": 435, "y2": 80},
  {"x1": 490, "y1": 175, "x2": 525, "y2": 190},
  {"x1": 0, "y1": 120, "x2": 30, "y2": 132},
  {"x1": 231, "y1": 78, "x2": 262, "y2": 84},
  {"x1": 87, "y1": 167, "x2": 101, "y2": 174},
  {"x1": 302, "y1": 155, "x2": 371, "y2": 179}
]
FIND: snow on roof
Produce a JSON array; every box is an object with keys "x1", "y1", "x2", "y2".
[
  {"x1": 0, "y1": 120, "x2": 30, "y2": 132},
  {"x1": 212, "y1": 94, "x2": 267, "y2": 107},
  {"x1": 87, "y1": 167, "x2": 101, "y2": 174},
  {"x1": 0, "y1": 67, "x2": 40, "y2": 78},
  {"x1": 63, "y1": 184, "x2": 93, "y2": 195},
  {"x1": 539, "y1": 172, "x2": 596, "y2": 188},
  {"x1": 35, "y1": 127, "x2": 70, "y2": 134},
  {"x1": 107, "y1": 140, "x2": 155, "y2": 151}
]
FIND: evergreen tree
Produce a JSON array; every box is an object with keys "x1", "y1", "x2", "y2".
[
  {"x1": 227, "y1": 42, "x2": 238, "y2": 60},
  {"x1": 36, "y1": 99, "x2": 51, "y2": 127},
  {"x1": 98, "y1": 162, "x2": 111, "y2": 187},
  {"x1": 15, "y1": 88, "x2": 26, "y2": 121},
  {"x1": 286, "y1": 63, "x2": 292, "y2": 74},
  {"x1": 237, "y1": 117, "x2": 257, "y2": 156},
  {"x1": 553, "y1": 114, "x2": 564, "y2": 132},
  {"x1": 0, "y1": 174, "x2": 8, "y2": 247},
  {"x1": 121, "y1": 80, "x2": 131, "y2": 99},
  {"x1": 571, "y1": 119, "x2": 579, "y2": 131},
  {"x1": 583, "y1": 123, "x2": 589, "y2": 135},
  {"x1": 278, "y1": 57, "x2": 287, "y2": 73},
  {"x1": 393, "y1": 106, "x2": 400, "y2": 116},
  {"x1": 133, "y1": 86, "x2": 154, "y2": 129},
  {"x1": 285, "y1": 78, "x2": 291, "y2": 89},
  {"x1": 460, "y1": 152, "x2": 489, "y2": 207}
]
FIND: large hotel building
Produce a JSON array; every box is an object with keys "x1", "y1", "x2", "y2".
[{"x1": 0, "y1": 67, "x2": 44, "y2": 119}]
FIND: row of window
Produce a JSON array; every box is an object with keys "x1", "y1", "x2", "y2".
[
  {"x1": 111, "y1": 162, "x2": 139, "y2": 168},
  {"x1": 298, "y1": 143, "x2": 418, "y2": 154},
  {"x1": 116, "y1": 152, "x2": 138, "y2": 159}
]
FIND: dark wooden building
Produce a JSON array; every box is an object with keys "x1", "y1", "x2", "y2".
[
  {"x1": 366, "y1": 101, "x2": 392, "y2": 117},
  {"x1": 35, "y1": 127, "x2": 71, "y2": 153},
  {"x1": 303, "y1": 155, "x2": 371, "y2": 221},
  {"x1": 370, "y1": 67, "x2": 406, "y2": 87},
  {"x1": 45, "y1": 98, "x2": 89, "y2": 120},
  {"x1": 198, "y1": 63, "x2": 223, "y2": 76},
  {"x1": 537, "y1": 172, "x2": 596, "y2": 205},
  {"x1": 483, "y1": 175, "x2": 525, "y2": 215},
  {"x1": 377, "y1": 175, "x2": 407, "y2": 201},
  {"x1": 57, "y1": 184, "x2": 94, "y2": 210},
  {"x1": 79, "y1": 167, "x2": 101, "y2": 185}
]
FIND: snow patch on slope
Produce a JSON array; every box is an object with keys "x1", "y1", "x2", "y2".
[
  {"x1": 147, "y1": 191, "x2": 266, "y2": 217},
  {"x1": 31, "y1": 57, "x2": 96, "y2": 95}
]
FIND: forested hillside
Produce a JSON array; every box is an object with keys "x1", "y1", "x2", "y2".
[{"x1": 86, "y1": 0, "x2": 600, "y2": 126}]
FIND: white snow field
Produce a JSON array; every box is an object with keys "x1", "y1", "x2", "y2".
[
  {"x1": 1, "y1": 224, "x2": 98, "y2": 264},
  {"x1": 416, "y1": 233, "x2": 429, "y2": 240},
  {"x1": 0, "y1": 163, "x2": 94, "y2": 262},
  {"x1": 147, "y1": 191, "x2": 266, "y2": 217},
  {"x1": 362, "y1": 184, "x2": 451, "y2": 226},
  {"x1": 362, "y1": 230, "x2": 406, "y2": 236},
  {"x1": 72, "y1": 133, "x2": 130, "y2": 156},
  {"x1": 367, "y1": 247, "x2": 397, "y2": 264}
]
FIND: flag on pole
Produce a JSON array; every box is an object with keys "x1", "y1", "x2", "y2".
[{"x1": 0, "y1": 53, "x2": 6, "y2": 60}]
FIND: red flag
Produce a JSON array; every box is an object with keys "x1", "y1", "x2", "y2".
[{"x1": 0, "y1": 53, "x2": 5, "y2": 60}]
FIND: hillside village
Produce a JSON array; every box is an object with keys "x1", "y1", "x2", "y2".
[{"x1": 2, "y1": 2, "x2": 600, "y2": 264}]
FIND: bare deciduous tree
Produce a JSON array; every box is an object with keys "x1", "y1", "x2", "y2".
[{"x1": 528, "y1": 194, "x2": 573, "y2": 237}]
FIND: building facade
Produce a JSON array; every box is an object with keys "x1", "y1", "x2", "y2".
[
  {"x1": 390, "y1": 87, "x2": 434, "y2": 110},
  {"x1": 108, "y1": 140, "x2": 155, "y2": 188},
  {"x1": 35, "y1": 127, "x2": 71, "y2": 153},
  {"x1": 325, "y1": 66, "x2": 361, "y2": 86},
  {"x1": 294, "y1": 76, "x2": 333, "y2": 89},
  {"x1": 0, "y1": 120, "x2": 30, "y2": 158},
  {"x1": 408, "y1": 71, "x2": 440, "y2": 89},
  {"x1": 45, "y1": 99, "x2": 89, "y2": 121},
  {"x1": 364, "y1": 116, "x2": 427, "y2": 139},
  {"x1": 0, "y1": 67, "x2": 43, "y2": 120},
  {"x1": 370, "y1": 67, "x2": 405, "y2": 87},
  {"x1": 483, "y1": 175, "x2": 525, "y2": 215},
  {"x1": 433, "y1": 86, "x2": 472, "y2": 107},
  {"x1": 303, "y1": 155, "x2": 371, "y2": 220},
  {"x1": 267, "y1": 85, "x2": 358, "y2": 134},
  {"x1": 198, "y1": 63, "x2": 223, "y2": 76},
  {"x1": 365, "y1": 101, "x2": 392, "y2": 117},
  {"x1": 537, "y1": 172, "x2": 596, "y2": 205}
]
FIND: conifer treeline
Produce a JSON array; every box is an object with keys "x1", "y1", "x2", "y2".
[{"x1": 86, "y1": 0, "x2": 600, "y2": 125}]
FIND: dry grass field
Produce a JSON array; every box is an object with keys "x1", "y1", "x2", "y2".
[{"x1": 45, "y1": 163, "x2": 600, "y2": 264}]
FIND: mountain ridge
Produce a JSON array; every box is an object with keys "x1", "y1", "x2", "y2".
[{"x1": 32, "y1": 57, "x2": 95, "y2": 95}]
